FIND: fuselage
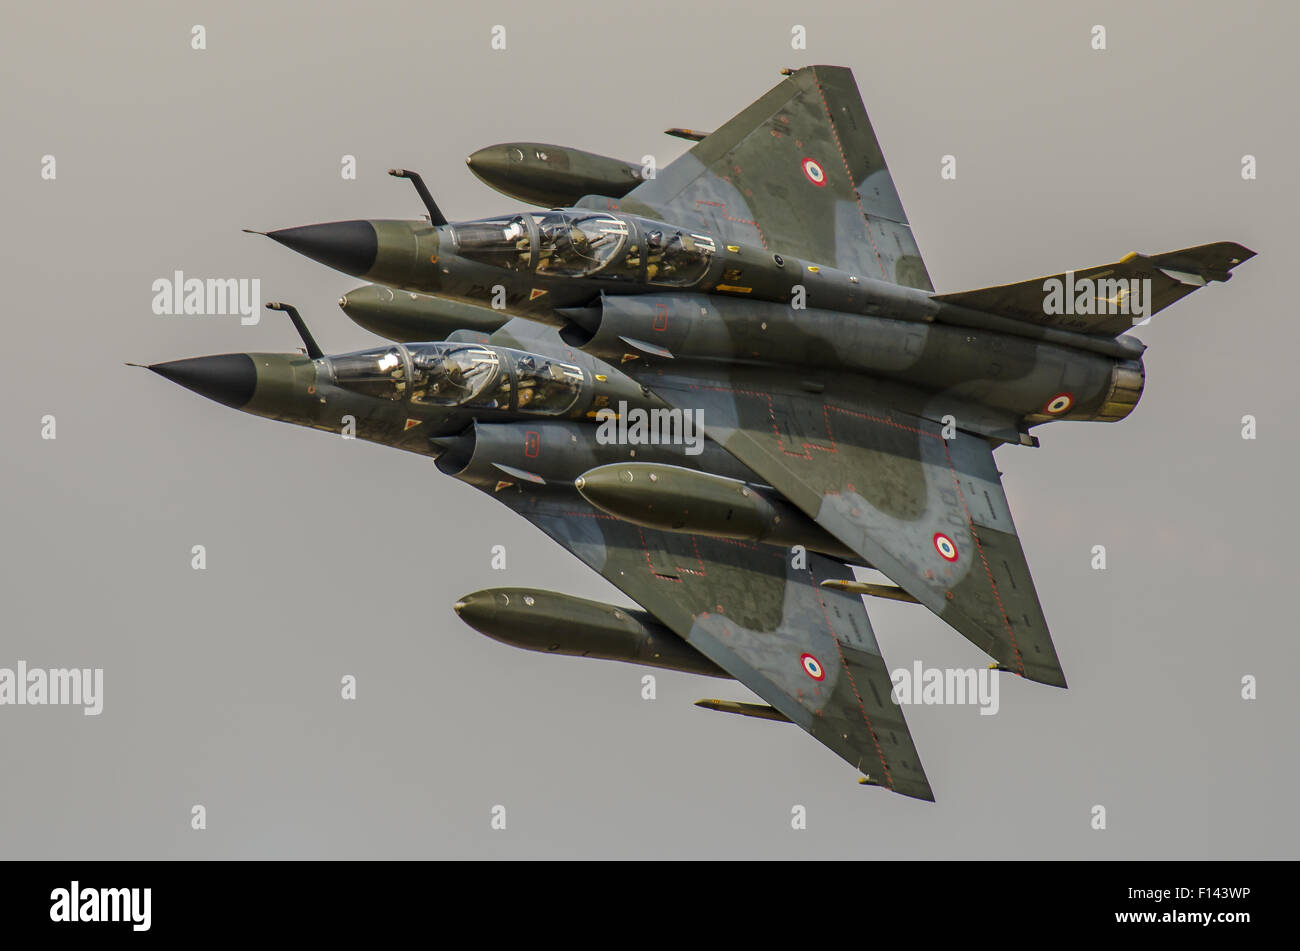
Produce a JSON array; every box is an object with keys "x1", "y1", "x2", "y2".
[
  {"x1": 266, "y1": 207, "x2": 1145, "y2": 431},
  {"x1": 147, "y1": 338, "x2": 861, "y2": 565}
]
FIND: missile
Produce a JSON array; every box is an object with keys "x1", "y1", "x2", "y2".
[
  {"x1": 465, "y1": 142, "x2": 644, "y2": 207},
  {"x1": 338, "y1": 284, "x2": 508, "y2": 342},
  {"x1": 574, "y1": 462, "x2": 866, "y2": 565},
  {"x1": 693, "y1": 699, "x2": 790, "y2": 722},
  {"x1": 452, "y1": 587, "x2": 728, "y2": 679},
  {"x1": 819, "y1": 579, "x2": 921, "y2": 604}
]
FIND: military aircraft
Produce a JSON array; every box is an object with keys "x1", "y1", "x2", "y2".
[{"x1": 147, "y1": 65, "x2": 1253, "y2": 801}]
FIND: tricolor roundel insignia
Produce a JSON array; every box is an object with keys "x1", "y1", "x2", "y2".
[
  {"x1": 1044, "y1": 392, "x2": 1074, "y2": 415},
  {"x1": 800, "y1": 157, "x2": 827, "y2": 187},
  {"x1": 800, "y1": 652, "x2": 826, "y2": 681},
  {"x1": 933, "y1": 532, "x2": 959, "y2": 562}
]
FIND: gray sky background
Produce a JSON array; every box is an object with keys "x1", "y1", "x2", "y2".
[{"x1": 2, "y1": 0, "x2": 1296, "y2": 858}]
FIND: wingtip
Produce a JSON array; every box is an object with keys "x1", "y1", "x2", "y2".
[
  {"x1": 861, "y1": 776, "x2": 936, "y2": 802},
  {"x1": 899, "y1": 779, "x2": 937, "y2": 803},
  {"x1": 1037, "y1": 667, "x2": 1069, "y2": 689}
]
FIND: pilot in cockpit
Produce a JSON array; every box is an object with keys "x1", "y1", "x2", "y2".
[
  {"x1": 645, "y1": 229, "x2": 664, "y2": 281},
  {"x1": 538, "y1": 219, "x2": 590, "y2": 273},
  {"x1": 502, "y1": 217, "x2": 531, "y2": 267}
]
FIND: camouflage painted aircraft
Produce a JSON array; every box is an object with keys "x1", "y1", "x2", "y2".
[{"x1": 149, "y1": 65, "x2": 1253, "y2": 800}]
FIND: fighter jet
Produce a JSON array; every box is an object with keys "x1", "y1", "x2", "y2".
[{"x1": 150, "y1": 66, "x2": 1253, "y2": 800}]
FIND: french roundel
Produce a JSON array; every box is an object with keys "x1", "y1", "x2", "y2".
[
  {"x1": 801, "y1": 157, "x2": 827, "y2": 186},
  {"x1": 933, "y1": 532, "x2": 959, "y2": 562},
  {"x1": 800, "y1": 653, "x2": 826, "y2": 681},
  {"x1": 1044, "y1": 392, "x2": 1074, "y2": 415}
]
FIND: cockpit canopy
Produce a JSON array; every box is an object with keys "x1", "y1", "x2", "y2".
[
  {"x1": 326, "y1": 342, "x2": 586, "y2": 416},
  {"x1": 452, "y1": 210, "x2": 715, "y2": 286},
  {"x1": 536, "y1": 212, "x2": 628, "y2": 278}
]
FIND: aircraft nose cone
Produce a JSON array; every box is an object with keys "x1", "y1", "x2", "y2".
[
  {"x1": 149, "y1": 354, "x2": 257, "y2": 408},
  {"x1": 266, "y1": 220, "x2": 379, "y2": 277}
]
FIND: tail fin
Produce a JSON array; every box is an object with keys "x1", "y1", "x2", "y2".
[
  {"x1": 609, "y1": 65, "x2": 934, "y2": 291},
  {"x1": 933, "y1": 242, "x2": 1255, "y2": 336}
]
